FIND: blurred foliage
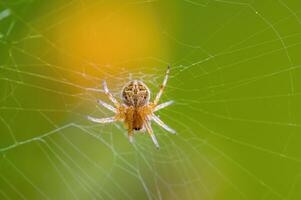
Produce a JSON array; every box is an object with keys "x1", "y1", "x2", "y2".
[{"x1": 1, "y1": 0, "x2": 301, "y2": 199}]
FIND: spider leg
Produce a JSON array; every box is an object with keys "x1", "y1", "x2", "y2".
[
  {"x1": 154, "y1": 100, "x2": 174, "y2": 112},
  {"x1": 102, "y1": 80, "x2": 120, "y2": 107},
  {"x1": 96, "y1": 99, "x2": 117, "y2": 113},
  {"x1": 144, "y1": 120, "x2": 160, "y2": 149},
  {"x1": 151, "y1": 115, "x2": 176, "y2": 134},
  {"x1": 127, "y1": 125, "x2": 135, "y2": 144},
  {"x1": 128, "y1": 133, "x2": 134, "y2": 144},
  {"x1": 153, "y1": 66, "x2": 170, "y2": 105},
  {"x1": 87, "y1": 116, "x2": 116, "y2": 123}
]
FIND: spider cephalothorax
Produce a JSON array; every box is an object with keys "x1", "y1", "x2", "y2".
[{"x1": 87, "y1": 66, "x2": 175, "y2": 148}]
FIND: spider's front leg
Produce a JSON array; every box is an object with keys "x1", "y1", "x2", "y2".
[
  {"x1": 128, "y1": 129, "x2": 134, "y2": 144},
  {"x1": 144, "y1": 119, "x2": 160, "y2": 149},
  {"x1": 151, "y1": 114, "x2": 176, "y2": 134}
]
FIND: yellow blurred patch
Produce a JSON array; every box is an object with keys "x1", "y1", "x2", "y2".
[{"x1": 56, "y1": 2, "x2": 166, "y2": 73}]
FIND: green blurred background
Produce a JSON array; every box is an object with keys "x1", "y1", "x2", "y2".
[{"x1": 1, "y1": 0, "x2": 301, "y2": 199}]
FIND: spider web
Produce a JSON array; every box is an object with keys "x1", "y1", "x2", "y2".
[{"x1": 1, "y1": 0, "x2": 301, "y2": 199}]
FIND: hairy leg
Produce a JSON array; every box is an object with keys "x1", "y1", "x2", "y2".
[
  {"x1": 153, "y1": 66, "x2": 170, "y2": 105},
  {"x1": 87, "y1": 116, "x2": 116, "y2": 123},
  {"x1": 154, "y1": 100, "x2": 174, "y2": 112},
  {"x1": 151, "y1": 115, "x2": 176, "y2": 134},
  {"x1": 128, "y1": 129, "x2": 134, "y2": 144},
  {"x1": 96, "y1": 99, "x2": 117, "y2": 113},
  {"x1": 102, "y1": 80, "x2": 120, "y2": 107},
  {"x1": 144, "y1": 120, "x2": 159, "y2": 148}
]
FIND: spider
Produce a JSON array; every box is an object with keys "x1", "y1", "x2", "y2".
[{"x1": 87, "y1": 66, "x2": 175, "y2": 148}]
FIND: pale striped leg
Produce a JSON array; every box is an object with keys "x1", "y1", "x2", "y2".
[
  {"x1": 102, "y1": 80, "x2": 120, "y2": 107},
  {"x1": 153, "y1": 66, "x2": 170, "y2": 105},
  {"x1": 96, "y1": 99, "x2": 117, "y2": 113},
  {"x1": 87, "y1": 116, "x2": 116, "y2": 123},
  {"x1": 128, "y1": 127, "x2": 134, "y2": 144},
  {"x1": 128, "y1": 134, "x2": 134, "y2": 144},
  {"x1": 144, "y1": 121, "x2": 159, "y2": 149},
  {"x1": 151, "y1": 115, "x2": 176, "y2": 134},
  {"x1": 154, "y1": 100, "x2": 174, "y2": 112}
]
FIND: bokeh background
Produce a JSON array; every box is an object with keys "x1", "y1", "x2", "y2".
[{"x1": 1, "y1": 0, "x2": 301, "y2": 199}]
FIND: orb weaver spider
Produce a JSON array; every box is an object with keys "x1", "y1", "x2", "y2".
[{"x1": 87, "y1": 66, "x2": 175, "y2": 148}]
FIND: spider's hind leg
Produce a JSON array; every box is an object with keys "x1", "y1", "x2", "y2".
[
  {"x1": 96, "y1": 99, "x2": 117, "y2": 113},
  {"x1": 102, "y1": 80, "x2": 120, "y2": 107},
  {"x1": 154, "y1": 100, "x2": 174, "y2": 112},
  {"x1": 153, "y1": 66, "x2": 170, "y2": 105},
  {"x1": 87, "y1": 116, "x2": 116, "y2": 123}
]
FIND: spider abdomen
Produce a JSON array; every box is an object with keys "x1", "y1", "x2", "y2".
[{"x1": 121, "y1": 80, "x2": 150, "y2": 107}]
